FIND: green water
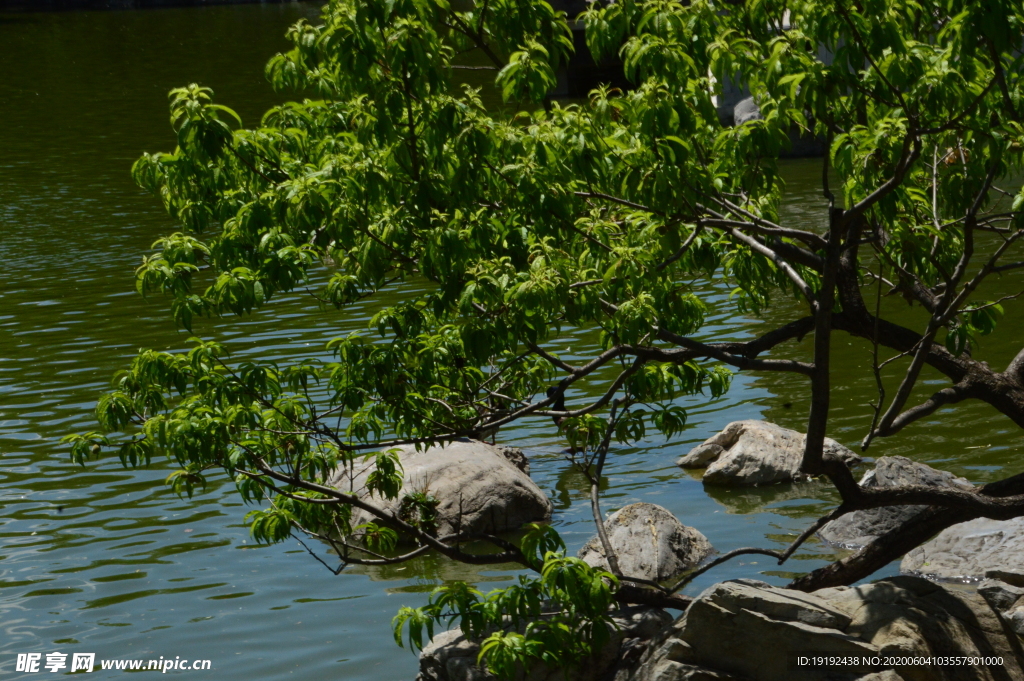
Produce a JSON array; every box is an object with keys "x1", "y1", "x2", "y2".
[{"x1": 2, "y1": 5, "x2": 1024, "y2": 680}]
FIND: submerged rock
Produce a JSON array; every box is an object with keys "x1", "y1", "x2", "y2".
[
  {"x1": 819, "y1": 457, "x2": 975, "y2": 549},
  {"x1": 327, "y1": 439, "x2": 551, "y2": 542},
  {"x1": 901, "y1": 516, "x2": 1024, "y2": 583},
  {"x1": 616, "y1": 576, "x2": 1024, "y2": 681},
  {"x1": 577, "y1": 503, "x2": 714, "y2": 582},
  {"x1": 677, "y1": 421, "x2": 860, "y2": 486}
]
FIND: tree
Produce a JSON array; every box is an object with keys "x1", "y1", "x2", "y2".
[{"x1": 66, "y1": 0, "x2": 1024, "y2": 676}]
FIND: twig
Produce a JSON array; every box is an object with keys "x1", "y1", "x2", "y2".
[{"x1": 667, "y1": 548, "x2": 784, "y2": 595}]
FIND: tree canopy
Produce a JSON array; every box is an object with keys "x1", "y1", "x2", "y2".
[{"x1": 67, "y1": 0, "x2": 1024, "y2": 675}]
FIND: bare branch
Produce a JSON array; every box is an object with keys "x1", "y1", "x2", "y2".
[
  {"x1": 586, "y1": 399, "x2": 628, "y2": 577},
  {"x1": 726, "y1": 228, "x2": 818, "y2": 309},
  {"x1": 844, "y1": 137, "x2": 922, "y2": 226},
  {"x1": 598, "y1": 299, "x2": 816, "y2": 375},
  {"x1": 574, "y1": 190, "x2": 665, "y2": 215},
  {"x1": 654, "y1": 224, "x2": 703, "y2": 272},
  {"x1": 248, "y1": 460, "x2": 530, "y2": 566},
  {"x1": 874, "y1": 383, "x2": 968, "y2": 438},
  {"x1": 777, "y1": 507, "x2": 848, "y2": 563},
  {"x1": 668, "y1": 548, "x2": 785, "y2": 595}
]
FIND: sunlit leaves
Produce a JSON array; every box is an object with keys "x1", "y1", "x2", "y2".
[
  {"x1": 169, "y1": 84, "x2": 240, "y2": 162},
  {"x1": 477, "y1": 632, "x2": 538, "y2": 680},
  {"x1": 356, "y1": 522, "x2": 400, "y2": 553},
  {"x1": 393, "y1": 605, "x2": 437, "y2": 651},
  {"x1": 365, "y1": 449, "x2": 405, "y2": 500},
  {"x1": 519, "y1": 523, "x2": 565, "y2": 569},
  {"x1": 392, "y1": 549, "x2": 617, "y2": 679},
  {"x1": 166, "y1": 467, "x2": 207, "y2": 499},
  {"x1": 559, "y1": 414, "x2": 607, "y2": 453},
  {"x1": 96, "y1": 392, "x2": 136, "y2": 431},
  {"x1": 944, "y1": 303, "x2": 1004, "y2": 357},
  {"x1": 497, "y1": 41, "x2": 560, "y2": 104},
  {"x1": 61, "y1": 432, "x2": 110, "y2": 467},
  {"x1": 246, "y1": 506, "x2": 295, "y2": 543}
]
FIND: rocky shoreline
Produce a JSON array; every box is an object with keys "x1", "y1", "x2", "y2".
[
  {"x1": 409, "y1": 424, "x2": 1024, "y2": 680},
  {"x1": 419, "y1": 575, "x2": 1024, "y2": 681}
]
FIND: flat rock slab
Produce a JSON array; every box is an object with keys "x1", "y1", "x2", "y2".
[
  {"x1": 327, "y1": 439, "x2": 551, "y2": 542},
  {"x1": 819, "y1": 457, "x2": 975, "y2": 549},
  {"x1": 677, "y1": 420, "x2": 860, "y2": 486},
  {"x1": 901, "y1": 516, "x2": 1024, "y2": 582},
  {"x1": 578, "y1": 503, "x2": 713, "y2": 582}
]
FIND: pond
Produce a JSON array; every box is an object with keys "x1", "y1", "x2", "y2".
[{"x1": 2, "y1": 4, "x2": 1024, "y2": 680}]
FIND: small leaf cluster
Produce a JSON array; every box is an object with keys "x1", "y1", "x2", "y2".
[{"x1": 393, "y1": 525, "x2": 618, "y2": 680}]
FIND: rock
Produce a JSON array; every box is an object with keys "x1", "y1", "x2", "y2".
[
  {"x1": 977, "y1": 578, "x2": 1024, "y2": 638},
  {"x1": 987, "y1": 569, "x2": 1024, "y2": 588},
  {"x1": 677, "y1": 422, "x2": 747, "y2": 469},
  {"x1": 733, "y1": 96, "x2": 763, "y2": 126},
  {"x1": 1008, "y1": 607, "x2": 1024, "y2": 637},
  {"x1": 578, "y1": 503, "x2": 714, "y2": 582},
  {"x1": 819, "y1": 457, "x2": 975, "y2": 549},
  {"x1": 901, "y1": 516, "x2": 1024, "y2": 582},
  {"x1": 677, "y1": 443, "x2": 724, "y2": 469},
  {"x1": 625, "y1": 661, "x2": 748, "y2": 681},
  {"x1": 617, "y1": 576, "x2": 1024, "y2": 681},
  {"x1": 496, "y1": 445, "x2": 530, "y2": 475},
  {"x1": 677, "y1": 421, "x2": 860, "y2": 486},
  {"x1": 416, "y1": 605, "x2": 673, "y2": 681},
  {"x1": 327, "y1": 439, "x2": 551, "y2": 542},
  {"x1": 978, "y1": 579, "x2": 1024, "y2": 613},
  {"x1": 818, "y1": 577, "x2": 1024, "y2": 678}
]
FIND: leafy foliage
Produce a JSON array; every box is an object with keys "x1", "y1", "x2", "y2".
[
  {"x1": 393, "y1": 526, "x2": 618, "y2": 678},
  {"x1": 68, "y1": 0, "x2": 1024, "y2": 676}
]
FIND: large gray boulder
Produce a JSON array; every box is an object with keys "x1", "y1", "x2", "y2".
[
  {"x1": 677, "y1": 421, "x2": 860, "y2": 486},
  {"x1": 416, "y1": 606, "x2": 673, "y2": 681},
  {"x1": 901, "y1": 516, "x2": 1024, "y2": 582},
  {"x1": 616, "y1": 576, "x2": 1024, "y2": 681},
  {"x1": 577, "y1": 503, "x2": 714, "y2": 582},
  {"x1": 327, "y1": 439, "x2": 551, "y2": 542},
  {"x1": 819, "y1": 457, "x2": 976, "y2": 549}
]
